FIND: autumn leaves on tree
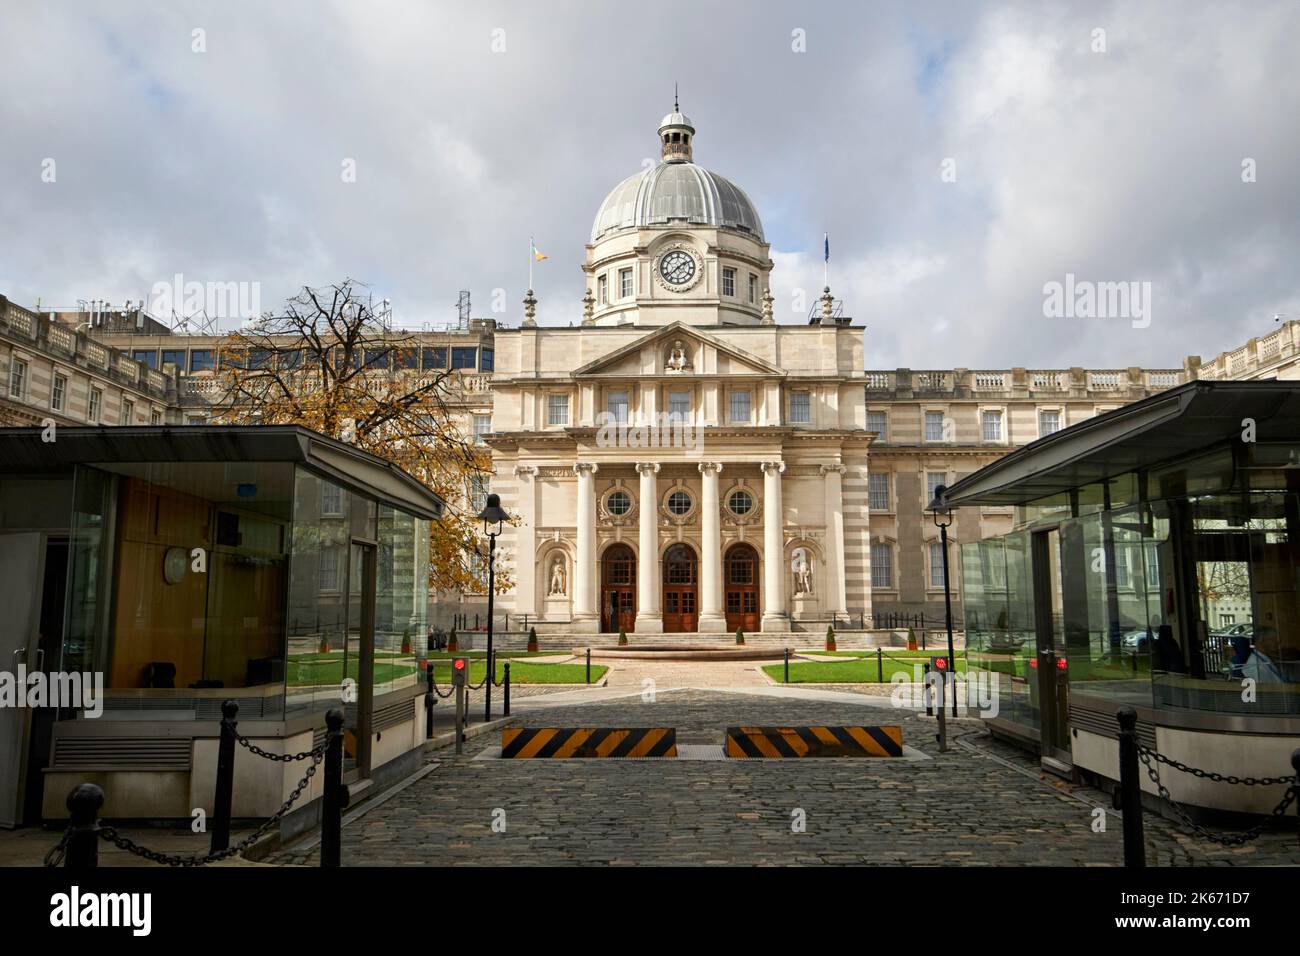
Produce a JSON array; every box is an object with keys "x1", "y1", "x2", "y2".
[{"x1": 212, "y1": 279, "x2": 508, "y2": 596}]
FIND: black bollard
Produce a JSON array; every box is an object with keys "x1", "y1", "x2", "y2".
[
  {"x1": 784, "y1": 647, "x2": 789, "y2": 683},
  {"x1": 503, "y1": 662, "x2": 511, "y2": 717},
  {"x1": 64, "y1": 783, "x2": 104, "y2": 869},
  {"x1": 586, "y1": 648, "x2": 591, "y2": 685},
  {"x1": 321, "y1": 709, "x2": 345, "y2": 868},
  {"x1": 210, "y1": 699, "x2": 238, "y2": 854},
  {"x1": 877, "y1": 648, "x2": 884, "y2": 683},
  {"x1": 923, "y1": 662, "x2": 933, "y2": 716},
  {"x1": 1116, "y1": 707, "x2": 1146, "y2": 868},
  {"x1": 425, "y1": 685, "x2": 435, "y2": 740}
]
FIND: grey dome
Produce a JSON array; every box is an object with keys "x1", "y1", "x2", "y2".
[{"x1": 591, "y1": 162, "x2": 765, "y2": 243}]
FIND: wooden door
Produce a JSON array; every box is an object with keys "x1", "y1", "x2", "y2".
[
  {"x1": 662, "y1": 544, "x2": 698, "y2": 633},
  {"x1": 725, "y1": 544, "x2": 760, "y2": 633},
  {"x1": 601, "y1": 544, "x2": 636, "y2": 633}
]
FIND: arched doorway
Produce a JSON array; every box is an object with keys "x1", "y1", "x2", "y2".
[
  {"x1": 725, "y1": 543, "x2": 760, "y2": 632},
  {"x1": 662, "y1": 544, "x2": 698, "y2": 633},
  {"x1": 600, "y1": 544, "x2": 636, "y2": 633}
]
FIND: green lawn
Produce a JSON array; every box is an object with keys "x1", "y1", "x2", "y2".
[
  {"x1": 426, "y1": 660, "x2": 606, "y2": 685},
  {"x1": 804, "y1": 649, "x2": 967, "y2": 660},
  {"x1": 763, "y1": 656, "x2": 969, "y2": 683},
  {"x1": 288, "y1": 660, "x2": 417, "y2": 686},
  {"x1": 425, "y1": 650, "x2": 550, "y2": 660}
]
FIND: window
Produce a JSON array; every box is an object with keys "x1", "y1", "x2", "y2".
[
  {"x1": 668, "y1": 390, "x2": 691, "y2": 421},
  {"x1": 473, "y1": 415, "x2": 491, "y2": 444},
  {"x1": 981, "y1": 409, "x2": 1003, "y2": 442},
  {"x1": 598, "y1": 274, "x2": 608, "y2": 305},
  {"x1": 8, "y1": 358, "x2": 27, "y2": 401},
  {"x1": 452, "y1": 347, "x2": 477, "y2": 370},
  {"x1": 926, "y1": 472, "x2": 946, "y2": 503},
  {"x1": 547, "y1": 393, "x2": 569, "y2": 425},
  {"x1": 52, "y1": 373, "x2": 67, "y2": 412},
  {"x1": 189, "y1": 350, "x2": 215, "y2": 372},
  {"x1": 607, "y1": 491, "x2": 631, "y2": 516},
  {"x1": 150, "y1": 409, "x2": 162, "y2": 425},
  {"x1": 469, "y1": 475, "x2": 488, "y2": 512},
  {"x1": 321, "y1": 482, "x2": 343, "y2": 516},
  {"x1": 88, "y1": 387, "x2": 101, "y2": 423},
  {"x1": 319, "y1": 547, "x2": 340, "y2": 591},
  {"x1": 929, "y1": 541, "x2": 947, "y2": 588},
  {"x1": 606, "y1": 390, "x2": 629, "y2": 424},
  {"x1": 1039, "y1": 409, "x2": 1061, "y2": 437},
  {"x1": 480, "y1": 348, "x2": 494, "y2": 372},
  {"x1": 871, "y1": 543, "x2": 893, "y2": 589},
  {"x1": 789, "y1": 391, "x2": 811, "y2": 424},
  {"x1": 722, "y1": 267, "x2": 736, "y2": 297},
  {"x1": 422, "y1": 346, "x2": 447, "y2": 369},
  {"x1": 868, "y1": 473, "x2": 890, "y2": 511},
  {"x1": 131, "y1": 349, "x2": 157, "y2": 369},
  {"x1": 667, "y1": 491, "x2": 692, "y2": 515},
  {"x1": 748, "y1": 273, "x2": 757, "y2": 304},
  {"x1": 867, "y1": 410, "x2": 887, "y2": 440},
  {"x1": 121, "y1": 399, "x2": 134, "y2": 425},
  {"x1": 162, "y1": 349, "x2": 186, "y2": 370},
  {"x1": 186, "y1": 415, "x2": 207, "y2": 426},
  {"x1": 1144, "y1": 543, "x2": 1160, "y2": 589},
  {"x1": 393, "y1": 347, "x2": 417, "y2": 370},
  {"x1": 728, "y1": 490, "x2": 754, "y2": 516},
  {"x1": 1220, "y1": 613, "x2": 1236, "y2": 627},
  {"x1": 925, "y1": 410, "x2": 946, "y2": 442},
  {"x1": 729, "y1": 390, "x2": 751, "y2": 423},
  {"x1": 619, "y1": 268, "x2": 633, "y2": 299}
]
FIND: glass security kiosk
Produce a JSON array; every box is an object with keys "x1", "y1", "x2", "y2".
[
  {"x1": 944, "y1": 382, "x2": 1300, "y2": 816},
  {"x1": 0, "y1": 426, "x2": 442, "y2": 832}
]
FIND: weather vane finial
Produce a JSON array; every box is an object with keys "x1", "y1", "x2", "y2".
[{"x1": 674, "y1": 82, "x2": 679, "y2": 112}]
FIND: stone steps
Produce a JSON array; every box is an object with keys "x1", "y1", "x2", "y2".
[{"x1": 450, "y1": 629, "x2": 964, "y2": 653}]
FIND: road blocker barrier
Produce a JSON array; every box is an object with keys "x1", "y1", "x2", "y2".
[
  {"x1": 725, "y1": 725, "x2": 903, "y2": 758},
  {"x1": 500, "y1": 727, "x2": 678, "y2": 758}
]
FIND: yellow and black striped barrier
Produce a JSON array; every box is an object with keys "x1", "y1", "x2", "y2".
[
  {"x1": 500, "y1": 727, "x2": 678, "y2": 758},
  {"x1": 724, "y1": 726, "x2": 903, "y2": 758}
]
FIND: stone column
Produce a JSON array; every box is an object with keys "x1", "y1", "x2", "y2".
[
  {"x1": 761, "y1": 461, "x2": 787, "y2": 631},
  {"x1": 634, "y1": 463, "x2": 662, "y2": 632},
  {"x1": 572, "y1": 463, "x2": 598, "y2": 631},
  {"x1": 512, "y1": 465, "x2": 538, "y2": 620},
  {"x1": 821, "y1": 463, "x2": 848, "y2": 618},
  {"x1": 697, "y1": 462, "x2": 725, "y2": 632}
]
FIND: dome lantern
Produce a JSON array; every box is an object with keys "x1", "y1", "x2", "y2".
[{"x1": 658, "y1": 93, "x2": 695, "y2": 163}]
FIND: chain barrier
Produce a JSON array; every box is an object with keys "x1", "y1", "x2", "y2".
[
  {"x1": 44, "y1": 731, "x2": 337, "y2": 868},
  {"x1": 1137, "y1": 744, "x2": 1299, "y2": 847},
  {"x1": 230, "y1": 721, "x2": 326, "y2": 762},
  {"x1": 427, "y1": 664, "x2": 455, "y2": 699}
]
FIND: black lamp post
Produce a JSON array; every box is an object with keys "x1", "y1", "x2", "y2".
[
  {"x1": 477, "y1": 492, "x2": 509, "y2": 722},
  {"x1": 929, "y1": 485, "x2": 958, "y2": 718}
]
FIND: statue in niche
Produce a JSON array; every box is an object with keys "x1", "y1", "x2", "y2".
[
  {"x1": 548, "y1": 555, "x2": 567, "y2": 596},
  {"x1": 792, "y1": 548, "x2": 814, "y2": 596},
  {"x1": 665, "y1": 340, "x2": 689, "y2": 372}
]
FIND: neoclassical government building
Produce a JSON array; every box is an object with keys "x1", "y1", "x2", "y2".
[{"x1": 488, "y1": 108, "x2": 868, "y2": 633}]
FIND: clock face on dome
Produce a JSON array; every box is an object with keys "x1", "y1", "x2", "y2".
[{"x1": 659, "y1": 250, "x2": 696, "y2": 286}]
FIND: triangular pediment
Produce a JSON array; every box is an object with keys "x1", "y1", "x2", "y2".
[{"x1": 572, "y1": 321, "x2": 785, "y2": 378}]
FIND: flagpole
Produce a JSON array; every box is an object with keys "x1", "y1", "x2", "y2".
[
  {"x1": 529, "y1": 236, "x2": 534, "y2": 291},
  {"x1": 824, "y1": 232, "x2": 829, "y2": 289}
]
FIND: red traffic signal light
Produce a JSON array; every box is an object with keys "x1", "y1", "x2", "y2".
[
  {"x1": 933, "y1": 656, "x2": 948, "y2": 671},
  {"x1": 453, "y1": 657, "x2": 467, "y2": 671}
]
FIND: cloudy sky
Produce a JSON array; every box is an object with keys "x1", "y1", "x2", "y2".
[{"x1": 2, "y1": 1, "x2": 1297, "y2": 369}]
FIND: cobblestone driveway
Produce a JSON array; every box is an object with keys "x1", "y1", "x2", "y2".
[{"x1": 272, "y1": 689, "x2": 1299, "y2": 866}]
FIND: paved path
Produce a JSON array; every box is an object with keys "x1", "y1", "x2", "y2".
[{"x1": 270, "y1": 688, "x2": 1300, "y2": 867}]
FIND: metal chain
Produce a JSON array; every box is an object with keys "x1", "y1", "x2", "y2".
[
  {"x1": 427, "y1": 666, "x2": 455, "y2": 699},
  {"x1": 46, "y1": 731, "x2": 337, "y2": 868},
  {"x1": 230, "y1": 723, "x2": 330, "y2": 762},
  {"x1": 1139, "y1": 746, "x2": 1296, "y2": 787},
  {"x1": 1137, "y1": 746, "x2": 1298, "y2": 847}
]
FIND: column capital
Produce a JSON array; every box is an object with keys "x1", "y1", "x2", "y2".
[
  {"x1": 572, "y1": 462, "x2": 599, "y2": 477},
  {"x1": 697, "y1": 462, "x2": 724, "y2": 476},
  {"x1": 635, "y1": 462, "x2": 661, "y2": 475},
  {"x1": 761, "y1": 461, "x2": 786, "y2": 476},
  {"x1": 819, "y1": 463, "x2": 847, "y2": 476},
  {"x1": 514, "y1": 465, "x2": 538, "y2": 479}
]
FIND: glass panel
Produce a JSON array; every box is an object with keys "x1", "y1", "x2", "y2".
[
  {"x1": 286, "y1": 469, "x2": 352, "y2": 715},
  {"x1": 60, "y1": 462, "x2": 293, "y2": 717},
  {"x1": 375, "y1": 505, "x2": 426, "y2": 699}
]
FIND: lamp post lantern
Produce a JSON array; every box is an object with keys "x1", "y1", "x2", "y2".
[
  {"x1": 929, "y1": 485, "x2": 958, "y2": 718},
  {"x1": 477, "y1": 492, "x2": 510, "y2": 722}
]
